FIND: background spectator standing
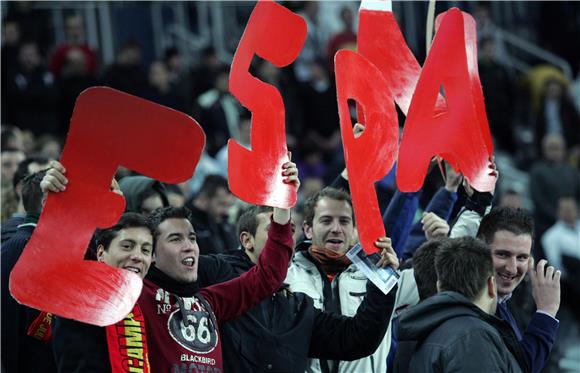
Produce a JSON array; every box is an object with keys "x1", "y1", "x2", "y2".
[
  {"x1": 49, "y1": 14, "x2": 98, "y2": 79},
  {"x1": 196, "y1": 66, "x2": 241, "y2": 156},
  {"x1": 326, "y1": 6, "x2": 357, "y2": 73},
  {"x1": 142, "y1": 60, "x2": 186, "y2": 112},
  {"x1": 3, "y1": 41, "x2": 59, "y2": 135},
  {"x1": 529, "y1": 134, "x2": 580, "y2": 245},
  {"x1": 100, "y1": 40, "x2": 147, "y2": 97},
  {"x1": 185, "y1": 174, "x2": 237, "y2": 255}
]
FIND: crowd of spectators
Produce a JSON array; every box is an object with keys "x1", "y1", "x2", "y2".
[{"x1": 1, "y1": 1, "x2": 579, "y2": 372}]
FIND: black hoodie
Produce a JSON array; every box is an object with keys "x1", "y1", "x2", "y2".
[
  {"x1": 395, "y1": 291, "x2": 529, "y2": 373},
  {"x1": 214, "y1": 250, "x2": 398, "y2": 373}
]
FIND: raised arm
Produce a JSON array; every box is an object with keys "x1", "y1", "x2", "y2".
[
  {"x1": 449, "y1": 161, "x2": 498, "y2": 238},
  {"x1": 199, "y1": 161, "x2": 299, "y2": 322},
  {"x1": 308, "y1": 237, "x2": 399, "y2": 360}
]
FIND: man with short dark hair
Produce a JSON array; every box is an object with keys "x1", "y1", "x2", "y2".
[
  {"x1": 139, "y1": 162, "x2": 297, "y2": 372},
  {"x1": 186, "y1": 174, "x2": 237, "y2": 255},
  {"x1": 1, "y1": 155, "x2": 52, "y2": 237},
  {"x1": 395, "y1": 237, "x2": 527, "y2": 372},
  {"x1": 1, "y1": 170, "x2": 57, "y2": 373},
  {"x1": 411, "y1": 238, "x2": 445, "y2": 301},
  {"x1": 51, "y1": 212, "x2": 155, "y2": 372},
  {"x1": 215, "y1": 205, "x2": 399, "y2": 372},
  {"x1": 477, "y1": 206, "x2": 560, "y2": 373}
]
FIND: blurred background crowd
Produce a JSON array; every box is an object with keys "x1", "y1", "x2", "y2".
[{"x1": 1, "y1": 1, "x2": 579, "y2": 371}]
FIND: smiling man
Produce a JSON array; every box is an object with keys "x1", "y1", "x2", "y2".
[
  {"x1": 477, "y1": 206, "x2": 561, "y2": 373},
  {"x1": 52, "y1": 212, "x2": 155, "y2": 372},
  {"x1": 214, "y1": 205, "x2": 398, "y2": 372},
  {"x1": 285, "y1": 187, "x2": 394, "y2": 372},
  {"x1": 94, "y1": 213, "x2": 154, "y2": 277}
]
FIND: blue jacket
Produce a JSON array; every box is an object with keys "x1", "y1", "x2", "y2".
[
  {"x1": 496, "y1": 301, "x2": 559, "y2": 373},
  {"x1": 401, "y1": 188, "x2": 457, "y2": 260}
]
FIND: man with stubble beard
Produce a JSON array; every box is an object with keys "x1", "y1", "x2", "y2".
[{"x1": 477, "y1": 206, "x2": 560, "y2": 373}]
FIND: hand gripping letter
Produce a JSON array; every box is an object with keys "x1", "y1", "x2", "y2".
[
  {"x1": 335, "y1": 50, "x2": 399, "y2": 255},
  {"x1": 10, "y1": 87, "x2": 205, "y2": 326},
  {"x1": 396, "y1": 9, "x2": 495, "y2": 192},
  {"x1": 228, "y1": 0, "x2": 306, "y2": 208}
]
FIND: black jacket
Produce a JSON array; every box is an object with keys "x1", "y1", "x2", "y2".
[
  {"x1": 394, "y1": 291, "x2": 529, "y2": 373},
  {"x1": 213, "y1": 250, "x2": 397, "y2": 373},
  {"x1": 187, "y1": 204, "x2": 238, "y2": 255},
  {"x1": 0, "y1": 214, "x2": 25, "y2": 246},
  {"x1": 51, "y1": 318, "x2": 109, "y2": 373},
  {"x1": 1, "y1": 223, "x2": 57, "y2": 373}
]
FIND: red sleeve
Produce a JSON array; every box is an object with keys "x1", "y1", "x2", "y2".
[
  {"x1": 199, "y1": 218, "x2": 293, "y2": 323},
  {"x1": 50, "y1": 46, "x2": 68, "y2": 76}
]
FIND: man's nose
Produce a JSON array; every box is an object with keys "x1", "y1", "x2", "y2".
[
  {"x1": 506, "y1": 257, "x2": 517, "y2": 272},
  {"x1": 130, "y1": 251, "x2": 144, "y2": 262},
  {"x1": 183, "y1": 239, "x2": 195, "y2": 251},
  {"x1": 330, "y1": 220, "x2": 341, "y2": 232}
]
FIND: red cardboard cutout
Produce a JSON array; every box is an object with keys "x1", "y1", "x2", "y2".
[
  {"x1": 228, "y1": 0, "x2": 306, "y2": 208},
  {"x1": 396, "y1": 9, "x2": 494, "y2": 192},
  {"x1": 10, "y1": 87, "x2": 205, "y2": 326},
  {"x1": 357, "y1": 7, "x2": 446, "y2": 117},
  {"x1": 335, "y1": 50, "x2": 399, "y2": 255}
]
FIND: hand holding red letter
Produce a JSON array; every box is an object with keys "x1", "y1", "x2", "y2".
[
  {"x1": 10, "y1": 87, "x2": 205, "y2": 326},
  {"x1": 228, "y1": 0, "x2": 306, "y2": 208}
]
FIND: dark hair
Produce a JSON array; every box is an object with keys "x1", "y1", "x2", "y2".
[
  {"x1": 202, "y1": 46, "x2": 216, "y2": 59},
  {"x1": 121, "y1": 39, "x2": 141, "y2": 51},
  {"x1": 166, "y1": 183, "x2": 184, "y2": 196},
  {"x1": 13, "y1": 154, "x2": 50, "y2": 190},
  {"x1": 303, "y1": 187, "x2": 354, "y2": 227},
  {"x1": 197, "y1": 174, "x2": 229, "y2": 199},
  {"x1": 21, "y1": 170, "x2": 47, "y2": 215},
  {"x1": 1, "y1": 147, "x2": 23, "y2": 154},
  {"x1": 147, "y1": 206, "x2": 192, "y2": 245},
  {"x1": 237, "y1": 205, "x2": 274, "y2": 238},
  {"x1": 95, "y1": 212, "x2": 154, "y2": 252},
  {"x1": 1, "y1": 125, "x2": 20, "y2": 150},
  {"x1": 477, "y1": 206, "x2": 534, "y2": 244},
  {"x1": 239, "y1": 107, "x2": 252, "y2": 122},
  {"x1": 213, "y1": 65, "x2": 230, "y2": 82},
  {"x1": 435, "y1": 237, "x2": 494, "y2": 301},
  {"x1": 413, "y1": 238, "x2": 446, "y2": 301},
  {"x1": 164, "y1": 46, "x2": 180, "y2": 61}
]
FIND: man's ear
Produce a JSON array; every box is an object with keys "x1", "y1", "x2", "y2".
[
  {"x1": 96, "y1": 244, "x2": 106, "y2": 262},
  {"x1": 240, "y1": 232, "x2": 254, "y2": 251},
  {"x1": 487, "y1": 276, "x2": 496, "y2": 299},
  {"x1": 303, "y1": 222, "x2": 313, "y2": 240}
]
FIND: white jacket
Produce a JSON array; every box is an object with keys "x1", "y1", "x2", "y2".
[{"x1": 286, "y1": 250, "x2": 393, "y2": 373}]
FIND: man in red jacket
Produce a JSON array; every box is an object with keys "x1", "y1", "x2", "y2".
[{"x1": 140, "y1": 160, "x2": 298, "y2": 372}]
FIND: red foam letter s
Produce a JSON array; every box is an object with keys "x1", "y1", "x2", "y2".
[
  {"x1": 10, "y1": 87, "x2": 205, "y2": 326},
  {"x1": 228, "y1": 0, "x2": 306, "y2": 208},
  {"x1": 335, "y1": 50, "x2": 399, "y2": 254},
  {"x1": 396, "y1": 9, "x2": 494, "y2": 193}
]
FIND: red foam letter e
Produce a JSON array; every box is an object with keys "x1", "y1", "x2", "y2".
[
  {"x1": 397, "y1": 9, "x2": 494, "y2": 192},
  {"x1": 335, "y1": 50, "x2": 399, "y2": 254},
  {"x1": 10, "y1": 87, "x2": 205, "y2": 326},
  {"x1": 228, "y1": 0, "x2": 306, "y2": 208}
]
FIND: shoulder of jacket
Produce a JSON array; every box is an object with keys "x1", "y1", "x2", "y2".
[{"x1": 291, "y1": 251, "x2": 317, "y2": 269}]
